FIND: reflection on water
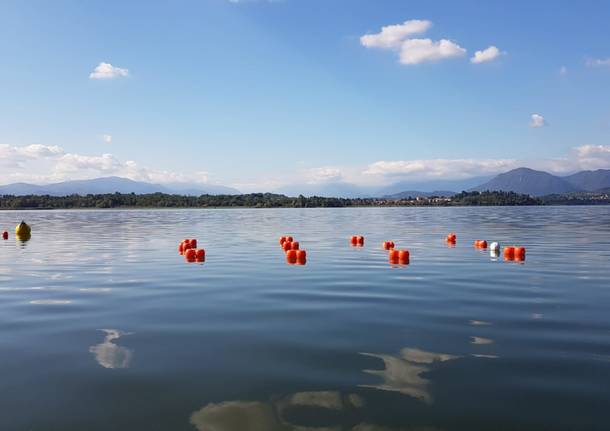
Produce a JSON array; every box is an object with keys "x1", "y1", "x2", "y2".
[
  {"x1": 470, "y1": 336, "x2": 494, "y2": 345},
  {"x1": 360, "y1": 348, "x2": 460, "y2": 404},
  {"x1": 190, "y1": 391, "x2": 442, "y2": 431},
  {"x1": 89, "y1": 329, "x2": 133, "y2": 369}
]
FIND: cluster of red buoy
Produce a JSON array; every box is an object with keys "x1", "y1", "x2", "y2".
[
  {"x1": 2, "y1": 231, "x2": 8, "y2": 240},
  {"x1": 280, "y1": 236, "x2": 307, "y2": 265},
  {"x1": 503, "y1": 246, "x2": 526, "y2": 262},
  {"x1": 447, "y1": 233, "x2": 527, "y2": 262},
  {"x1": 381, "y1": 240, "x2": 410, "y2": 265},
  {"x1": 178, "y1": 238, "x2": 205, "y2": 263},
  {"x1": 350, "y1": 236, "x2": 365, "y2": 246}
]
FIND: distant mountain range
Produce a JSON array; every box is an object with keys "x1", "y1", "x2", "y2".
[
  {"x1": 470, "y1": 168, "x2": 610, "y2": 196},
  {"x1": 0, "y1": 176, "x2": 240, "y2": 196},
  {"x1": 1, "y1": 168, "x2": 609, "y2": 198}
]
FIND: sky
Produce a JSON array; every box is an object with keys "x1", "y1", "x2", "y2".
[{"x1": 1, "y1": 0, "x2": 609, "y2": 192}]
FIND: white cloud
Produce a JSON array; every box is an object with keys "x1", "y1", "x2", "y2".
[
  {"x1": 360, "y1": 19, "x2": 432, "y2": 49},
  {"x1": 470, "y1": 46, "x2": 502, "y2": 64},
  {"x1": 559, "y1": 65, "x2": 568, "y2": 75},
  {"x1": 360, "y1": 19, "x2": 467, "y2": 66},
  {"x1": 400, "y1": 38, "x2": 466, "y2": 65},
  {"x1": 586, "y1": 58, "x2": 610, "y2": 67},
  {"x1": 0, "y1": 144, "x2": 210, "y2": 186},
  {"x1": 89, "y1": 62, "x2": 129, "y2": 80},
  {"x1": 305, "y1": 167, "x2": 343, "y2": 184},
  {"x1": 364, "y1": 158, "x2": 518, "y2": 179},
  {"x1": 102, "y1": 134, "x2": 112, "y2": 144},
  {"x1": 530, "y1": 113, "x2": 546, "y2": 128}
]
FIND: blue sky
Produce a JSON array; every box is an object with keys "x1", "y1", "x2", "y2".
[{"x1": 1, "y1": 0, "x2": 609, "y2": 191}]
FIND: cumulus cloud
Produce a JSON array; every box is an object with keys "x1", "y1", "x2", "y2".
[
  {"x1": 586, "y1": 58, "x2": 610, "y2": 67},
  {"x1": 360, "y1": 19, "x2": 466, "y2": 65},
  {"x1": 400, "y1": 38, "x2": 466, "y2": 65},
  {"x1": 470, "y1": 46, "x2": 502, "y2": 64},
  {"x1": 0, "y1": 143, "x2": 210, "y2": 186},
  {"x1": 89, "y1": 62, "x2": 129, "y2": 80},
  {"x1": 360, "y1": 19, "x2": 432, "y2": 49},
  {"x1": 530, "y1": 113, "x2": 546, "y2": 128}
]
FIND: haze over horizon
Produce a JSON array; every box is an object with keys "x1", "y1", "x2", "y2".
[{"x1": 1, "y1": 0, "x2": 610, "y2": 193}]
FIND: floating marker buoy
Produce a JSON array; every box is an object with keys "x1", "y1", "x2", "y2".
[
  {"x1": 446, "y1": 233, "x2": 457, "y2": 243},
  {"x1": 286, "y1": 249, "x2": 297, "y2": 264},
  {"x1": 296, "y1": 250, "x2": 307, "y2": 265},
  {"x1": 357, "y1": 236, "x2": 364, "y2": 246},
  {"x1": 15, "y1": 221, "x2": 31, "y2": 237},
  {"x1": 195, "y1": 249, "x2": 205, "y2": 262},
  {"x1": 398, "y1": 249, "x2": 410, "y2": 264},
  {"x1": 383, "y1": 241, "x2": 395, "y2": 250},
  {"x1": 514, "y1": 247, "x2": 526, "y2": 261},
  {"x1": 503, "y1": 246, "x2": 515, "y2": 260},
  {"x1": 489, "y1": 242, "x2": 500, "y2": 253},
  {"x1": 190, "y1": 239, "x2": 197, "y2": 249},
  {"x1": 178, "y1": 242, "x2": 184, "y2": 253},
  {"x1": 280, "y1": 236, "x2": 287, "y2": 245},
  {"x1": 475, "y1": 240, "x2": 488, "y2": 249},
  {"x1": 389, "y1": 249, "x2": 400, "y2": 263},
  {"x1": 290, "y1": 241, "x2": 299, "y2": 250},
  {"x1": 282, "y1": 241, "x2": 293, "y2": 252},
  {"x1": 2, "y1": 231, "x2": 7, "y2": 240},
  {"x1": 183, "y1": 242, "x2": 193, "y2": 251},
  {"x1": 286, "y1": 236, "x2": 293, "y2": 243},
  {"x1": 350, "y1": 236, "x2": 358, "y2": 245},
  {"x1": 184, "y1": 249, "x2": 197, "y2": 262}
]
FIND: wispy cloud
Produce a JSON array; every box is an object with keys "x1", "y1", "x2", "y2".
[
  {"x1": 89, "y1": 62, "x2": 129, "y2": 80},
  {"x1": 102, "y1": 134, "x2": 113, "y2": 144},
  {"x1": 586, "y1": 58, "x2": 610, "y2": 67},
  {"x1": 530, "y1": 113, "x2": 546, "y2": 128},
  {"x1": 470, "y1": 46, "x2": 502, "y2": 64}
]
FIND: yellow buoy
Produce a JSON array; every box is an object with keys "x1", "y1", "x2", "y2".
[{"x1": 15, "y1": 221, "x2": 31, "y2": 237}]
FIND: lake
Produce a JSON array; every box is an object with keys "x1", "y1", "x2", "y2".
[{"x1": 1, "y1": 207, "x2": 610, "y2": 430}]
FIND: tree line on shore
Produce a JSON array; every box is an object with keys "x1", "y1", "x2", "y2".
[{"x1": 0, "y1": 190, "x2": 549, "y2": 209}]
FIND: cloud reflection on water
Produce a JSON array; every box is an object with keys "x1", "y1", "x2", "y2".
[
  {"x1": 360, "y1": 348, "x2": 460, "y2": 404},
  {"x1": 89, "y1": 329, "x2": 133, "y2": 369},
  {"x1": 190, "y1": 390, "x2": 441, "y2": 431}
]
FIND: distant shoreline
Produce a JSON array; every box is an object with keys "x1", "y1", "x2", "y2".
[{"x1": 1, "y1": 190, "x2": 609, "y2": 210}]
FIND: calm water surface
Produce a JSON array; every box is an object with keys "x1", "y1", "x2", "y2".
[{"x1": 1, "y1": 207, "x2": 610, "y2": 430}]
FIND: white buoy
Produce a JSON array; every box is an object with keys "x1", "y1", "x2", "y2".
[{"x1": 489, "y1": 242, "x2": 500, "y2": 256}]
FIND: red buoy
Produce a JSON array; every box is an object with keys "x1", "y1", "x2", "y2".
[
  {"x1": 514, "y1": 246, "x2": 526, "y2": 261},
  {"x1": 446, "y1": 233, "x2": 457, "y2": 243},
  {"x1": 286, "y1": 236, "x2": 293, "y2": 243},
  {"x1": 291, "y1": 241, "x2": 300, "y2": 250},
  {"x1": 389, "y1": 249, "x2": 400, "y2": 263},
  {"x1": 282, "y1": 241, "x2": 293, "y2": 252},
  {"x1": 350, "y1": 236, "x2": 358, "y2": 246},
  {"x1": 190, "y1": 239, "x2": 197, "y2": 249},
  {"x1": 475, "y1": 240, "x2": 488, "y2": 249},
  {"x1": 286, "y1": 249, "x2": 297, "y2": 264},
  {"x1": 503, "y1": 246, "x2": 515, "y2": 260},
  {"x1": 383, "y1": 241, "x2": 395, "y2": 250},
  {"x1": 398, "y1": 249, "x2": 410, "y2": 264},
  {"x1": 195, "y1": 249, "x2": 205, "y2": 261},
  {"x1": 2, "y1": 231, "x2": 8, "y2": 240},
  {"x1": 296, "y1": 250, "x2": 307, "y2": 265},
  {"x1": 357, "y1": 236, "x2": 364, "y2": 246},
  {"x1": 279, "y1": 236, "x2": 287, "y2": 245},
  {"x1": 184, "y1": 249, "x2": 197, "y2": 262}
]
